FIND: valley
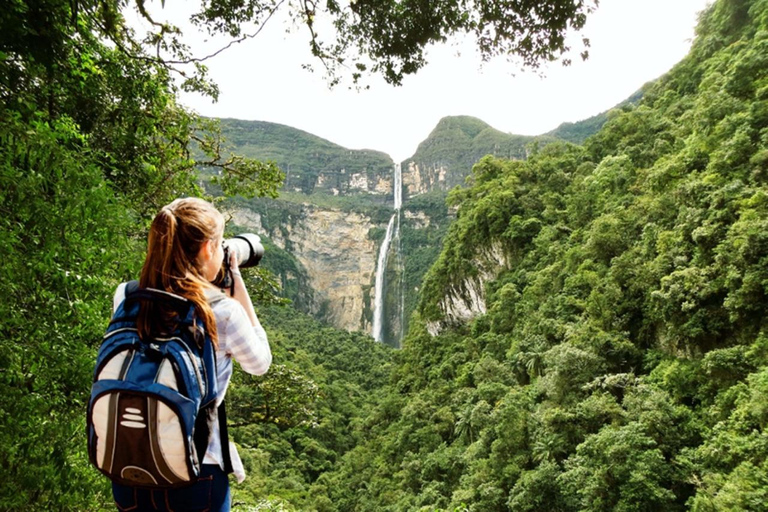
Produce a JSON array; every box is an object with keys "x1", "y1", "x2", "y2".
[{"x1": 216, "y1": 111, "x2": 614, "y2": 346}]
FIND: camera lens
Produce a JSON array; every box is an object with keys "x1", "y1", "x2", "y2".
[{"x1": 224, "y1": 234, "x2": 264, "y2": 268}]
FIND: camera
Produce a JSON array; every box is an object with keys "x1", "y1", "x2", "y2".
[{"x1": 213, "y1": 233, "x2": 264, "y2": 293}]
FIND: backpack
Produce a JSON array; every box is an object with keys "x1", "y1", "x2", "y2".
[{"x1": 87, "y1": 281, "x2": 231, "y2": 488}]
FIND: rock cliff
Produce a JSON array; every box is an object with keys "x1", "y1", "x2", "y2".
[
  {"x1": 401, "y1": 161, "x2": 447, "y2": 197},
  {"x1": 313, "y1": 170, "x2": 392, "y2": 196},
  {"x1": 229, "y1": 204, "x2": 378, "y2": 332},
  {"x1": 425, "y1": 241, "x2": 508, "y2": 336}
]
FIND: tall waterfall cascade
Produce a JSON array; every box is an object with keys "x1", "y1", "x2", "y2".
[{"x1": 372, "y1": 163, "x2": 402, "y2": 342}]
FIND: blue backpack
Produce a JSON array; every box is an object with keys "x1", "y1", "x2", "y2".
[{"x1": 87, "y1": 282, "x2": 231, "y2": 488}]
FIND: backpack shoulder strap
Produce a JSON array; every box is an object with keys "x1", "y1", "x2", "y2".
[
  {"x1": 125, "y1": 280, "x2": 140, "y2": 296},
  {"x1": 112, "y1": 281, "x2": 195, "y2": 326},
  {"x1": 110, "y1": 280, "x2": 139, "y2": 320},
  {"x1": 218, "y1": 401, "x2": 234, "y2": 475},
  {"x1": 202, "y1": 286, "x2": 234, "y2": 474}
]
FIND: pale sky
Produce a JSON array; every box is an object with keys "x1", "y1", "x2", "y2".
[{"x1": 145, "y1": 0, "x2": 712, "y2": 162}]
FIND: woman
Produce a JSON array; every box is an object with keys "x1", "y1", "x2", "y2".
[{"x1": 111, "y1": 197, "x2": 272, "y2": 511}]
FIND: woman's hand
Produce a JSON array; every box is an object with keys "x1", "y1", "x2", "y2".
[
  {"x1": 226, "y1": 250, "x2": 241, "y2": 290},
  {"x1": 225, "y1": 251, "x2": 259, "y2": 327}
]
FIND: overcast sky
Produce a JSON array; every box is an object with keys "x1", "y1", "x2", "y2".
[{"x1": 148, "y1": 0, "x2": 712, "y2": 162}]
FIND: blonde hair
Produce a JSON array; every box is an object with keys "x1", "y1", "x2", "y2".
[{"x1": 138, "y1": 197, "x2": 224, "y2": 347}]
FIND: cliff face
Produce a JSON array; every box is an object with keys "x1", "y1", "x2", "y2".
[
  {"x1": 425, "y1": 241, "x2": 508, "y2": 336},
  {"x1": 227, "y1": 195, "x2": 451, "y2": 343},
  {"x1": 402, "y1": 161, "x2": 447, "y2": 197},
  {"x1": 230, "y1": 204, "x2": 378, "y2": 332},
  {"x1": 313, "y1": 170, "x2": 392, "y2": 196}
]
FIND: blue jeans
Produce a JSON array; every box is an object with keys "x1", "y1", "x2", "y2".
[{"x1": 113, "y1": 464, "x2": 231, "y2": 511}]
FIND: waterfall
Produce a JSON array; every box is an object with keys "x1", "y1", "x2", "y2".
[
  {"x1": 372, "y1": 163, "x2": 402, "y2": 342},
  {"x1": 372, "y1": 215, "x2": 395, "y2": 341},
  {"x1": 394, "y1": 161, "x2": 402, "y2": 210}
]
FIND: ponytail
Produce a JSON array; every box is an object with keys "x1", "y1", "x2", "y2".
[{"x1": 138, "y1": 198, "x2": 224, "y2": 347}]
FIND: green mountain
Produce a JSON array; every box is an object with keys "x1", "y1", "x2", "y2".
[
  {"x1": 216, "y1": 97, "x2": 633, "y2": 346},
  {"x1": 546, "y1": 87, "x2": 645, "y2": 144},
  {"x1": 218, "y1": 118, "x2": 394, "y2": 195},
  {"x1": 399, "y1": 104, "x2": 629, "y2": 198},
  {"x1": 402, "y1": 116, "x2": 559, "y2": 195}
]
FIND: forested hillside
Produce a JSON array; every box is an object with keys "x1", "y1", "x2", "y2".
[
  {"x1": 224, "y1": 305, "x2": 394, "y2": 509},
  {"x1": 546, "y1": 88, "x2": 645, "y2": 144},
  {"x1": 316, "y1": 0, "x2": 768, "y2": 510}
]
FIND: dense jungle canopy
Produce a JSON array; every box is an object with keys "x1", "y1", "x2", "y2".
[{"x1": 3, "y1": 0, "x2": 768, "y2": 510}]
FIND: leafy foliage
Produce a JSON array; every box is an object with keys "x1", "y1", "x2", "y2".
[
  {"x1": 183, "y1": 0, "x2": 597, "y2": 86},
  {"x1": 546, "y1": 87, "x2": 645, "y2": 144},
  {"x1": 226, "y1": 305, "x2": 393, "y2": 509},
  {"x1": 315, "y1": 1, "x2": 768, "y2": 510},
  {"x1": 0, "y1": 1, "x2": 282, "y2": 508},
  {"x1": 0, "y1": 111, "x2": 135, "y2": 511}
]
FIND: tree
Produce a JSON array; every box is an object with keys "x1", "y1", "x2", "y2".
[
  {"x1": 0, "y1": 2, "x2": 283, "y2": 508},
  {"x1": 230, "y1": 363, "x2": 321, "y2": 428},
  {"x1": 125, "y1": 0, "x2": 597, "y2": 88},
  {"x1": 560, "y1": 422, "x2": 677, "y2": 512}
]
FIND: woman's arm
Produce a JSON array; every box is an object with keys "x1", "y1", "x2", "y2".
[
  {"x1": 221, "y1": 303, "x2": 271, "y2": 375},
  {"x1": 222, "y1": 252, "x2": 272, "y2": 375}
]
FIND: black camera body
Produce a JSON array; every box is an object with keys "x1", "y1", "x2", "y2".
[{"x1": 213, "y1": 233, "x2": 264, "y2": 293}]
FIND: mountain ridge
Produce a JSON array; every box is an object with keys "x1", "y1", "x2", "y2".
[
  {"x1": 215, "y1": 99, "x2": 631, "y2": 195},
  {"x1": 215, "y1": 93, "x2": 641, "y2": 339}
]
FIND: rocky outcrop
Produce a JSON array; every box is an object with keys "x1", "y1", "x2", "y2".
[
  {"x1": 402, "y1": 162, "x2": 447, "y2": 197},
  {"x1": 426, "y1": 241, "x2": 508, "y2": 336},
  {"x1": 403, "y1": 210, "x2": 431, "y2": 228},
  {"x1": 374, "y1": 175, "x2": 392, "y2": 195},
  {"x1": 312, "y1": 168, "x2": 395, "y2": 197},
  {"x1": 229, "y1": 204, "x2": 378, "y2": 333}
]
